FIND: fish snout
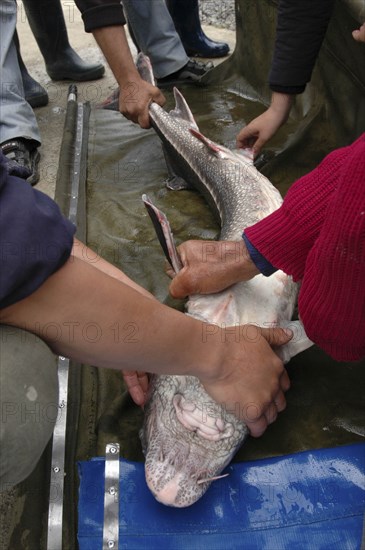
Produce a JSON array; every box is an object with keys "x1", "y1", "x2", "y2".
[{"x1": 145, "y1": 465, "x2": 209, "y2": 508}]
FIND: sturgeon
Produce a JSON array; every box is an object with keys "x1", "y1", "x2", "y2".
[{"x1": 137, "y1": 54, "x2": 312, "y2": 507}]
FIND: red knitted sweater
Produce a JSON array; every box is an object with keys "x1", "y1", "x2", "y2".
[{"x1": 245, "y1": 134, "x2": 365, "y2": 361}]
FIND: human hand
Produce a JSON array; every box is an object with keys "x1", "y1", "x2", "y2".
[
  {"x1": 167, "y1": 239, "x2": 259, "y2": 299},
  {"x1": 199, "y1": 326, "x2": 292, "y2": 437},
  {"x1": 122, "y1": 370, "x2": 149, "y2": 406},
  {"x1": 236, "y1": 92, "x2": 293, "y2": 156},
  {"x1": 352, "y1": 22, "x2": 365, "y2": 43},
  {"x1": 119, "y1": 78, "x2": 165, "y2": 129}
]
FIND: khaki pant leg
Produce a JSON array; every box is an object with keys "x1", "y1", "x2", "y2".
[{"x1": 0, "y1": 325, "x2": 58, "y2": 490}]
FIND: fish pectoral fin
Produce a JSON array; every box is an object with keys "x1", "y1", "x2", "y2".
[
  {"x1": 166, "y1": 175, "x2": 191, "y2": 190},
  {"x1": 188, "y1": 292, "x2": 239, "y2": 326},
  {"x1": 207, "y1": 294, "x2": 238, "y2": 326},
  {"x1": 142, "y1": 194, "x2": 182, "y2": 272},
  {"x1": 162, "y1": 146, "x2": 192, "y2": 190},
  {"x1": 277, "y1": 320, "x2": 314, "y2": 363}
]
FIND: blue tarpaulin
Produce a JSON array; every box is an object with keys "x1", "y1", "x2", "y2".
[{"x1": 78, "y1": 443, "x2": 365, "y2": 549}]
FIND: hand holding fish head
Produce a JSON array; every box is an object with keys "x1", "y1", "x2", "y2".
[{"x1": 199, "y1": 324, "x2": 292, "y2": 438}]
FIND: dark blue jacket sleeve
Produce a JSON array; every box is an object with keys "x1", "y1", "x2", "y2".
[
  {"x1": 74, "y1": 0, "x2": 126, "y2": 32},
  {"x1": 242, "y1": 233, "x2": 277, "y2": 277},
  {"x1": 269, "y1": 0, "x2": 335, "y2": 94},
  {"x1": 0, "y1": 152, "x2": 76, "y2": 308}
]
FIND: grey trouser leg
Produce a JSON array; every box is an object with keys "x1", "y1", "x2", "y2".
[
  {"x1": 0, "y1": 325, "x2": 58, "y2": 490},
  {"x1": 0, "y1": 0, "x2": 40, "y2": 145},
  {"x1": 122, "y1": 0, "x2": 188, "y2": 78}
]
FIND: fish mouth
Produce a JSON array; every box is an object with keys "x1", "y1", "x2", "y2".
[
  {"x1": 173, "y1": 393, "x2": 235, "y2": 441},
  {"x1": 145, "y1": 462, "x2": 228, "y2": 508}
]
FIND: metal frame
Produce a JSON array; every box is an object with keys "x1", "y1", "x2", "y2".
[
  {"x1": 103, "y1": 444, "x2": 120, "y2": 550},
  {"x1": 47, "y1": 90, "x2": 84, "y2": 550}
]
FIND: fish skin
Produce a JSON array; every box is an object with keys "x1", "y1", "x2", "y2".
[{"x1": 137, "y1": 54, "x2": 311, "y2": 507}]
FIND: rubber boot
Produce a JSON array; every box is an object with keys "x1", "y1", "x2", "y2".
[
  {"x1": 13, "y1": 30, "x2": 49, "y2": 108},
  {"x1": 22, "y1": 0, "x2": 105, "y2": 81},
  {"x1": 166, "y1": 0, "x2": 230, "y2": 58}
]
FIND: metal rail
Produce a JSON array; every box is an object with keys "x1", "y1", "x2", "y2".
[
  {"x1": 103, "y1": 444, "x2": 120, "y2": 550},
  {"x1": 47, "y1": 89, "x2": 84, "y2": 550}
]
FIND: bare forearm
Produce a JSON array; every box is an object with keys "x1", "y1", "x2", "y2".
[
  {"x1": 92, "y1": 26, "x2": 140, "y2": 86},
  {"x1": 0, "y1": 255, "x2": 292, "y2": 434},
  {"x1": 0, "y1": 257, "x2": 220, "y2": 379},
  {"x1": 236, "y1": 92, "x2": 294, "y2": 154},
  {"x1": 92, "y1": 26, "x2": 165, "y2": 128},
  {"x1": 72, "y1": 238, "x2": 154, "y2": 299},
  {"x1": 269, "y1": 92, "x2": 293, "y2": 123}
]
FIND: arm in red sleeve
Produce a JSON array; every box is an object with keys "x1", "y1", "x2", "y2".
[
  {"x1": 298, "y1": 136, "x2": 365, "y2": 361},
  {"x1": 244, "y1": 137, "x2": 363, "y2": 281},
  {"x1": 245, "y1": 134, "x2": 365, "y2": 361}
]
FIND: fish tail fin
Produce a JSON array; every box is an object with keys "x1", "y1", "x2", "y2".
[
  {"x1": 277, "y1": 320, "x2": 314, "y2": 363},
  {"x1": 136, "y1": 53, "x2": 156, "y2": 86}
]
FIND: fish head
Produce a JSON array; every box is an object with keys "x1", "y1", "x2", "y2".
[{"x1": 140, "y1": 375, "x2": 248, "y2": 507}]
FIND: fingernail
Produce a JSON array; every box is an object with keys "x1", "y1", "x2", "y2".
[{"x1": 283, "y1": 328, "x2": 293, "y2": 338}]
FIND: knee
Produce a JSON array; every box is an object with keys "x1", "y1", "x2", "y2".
[{"x1": 0, "y1": 325, "x2": 59, "y2": 490}]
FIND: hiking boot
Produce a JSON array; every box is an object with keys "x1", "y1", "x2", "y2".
[
  {"x1": 157, "y1": 59, "x2": 214, "y2": 88},
  {"x1": 1, "y1": 139, "x2": 40, "y2": 185}
]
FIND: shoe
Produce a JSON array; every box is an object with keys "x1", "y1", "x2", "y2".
[
  {"x1": 1, "y1": 139, "x2": 40, "y2": 185},
  {"x1": 183, "y1": 35, "x2": 230, "y2": 58},
  {"x1": 167, "y1": 0, "x2": 230, "y2": 58},
  {"x1": 157, "y1": 59, "x2": 214, "y2": 88}
]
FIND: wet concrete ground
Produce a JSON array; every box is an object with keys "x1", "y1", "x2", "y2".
[{"x1": 16, "y1": 3, "x2": 236, "y2": 198}]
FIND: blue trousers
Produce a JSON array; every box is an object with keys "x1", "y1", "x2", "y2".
[
  {"x1": 0, "y1": 0, "x2": 40, "y2": 145},
  {"x1": 122, "y1": 0, "x2": 188, "y2": 78}
]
